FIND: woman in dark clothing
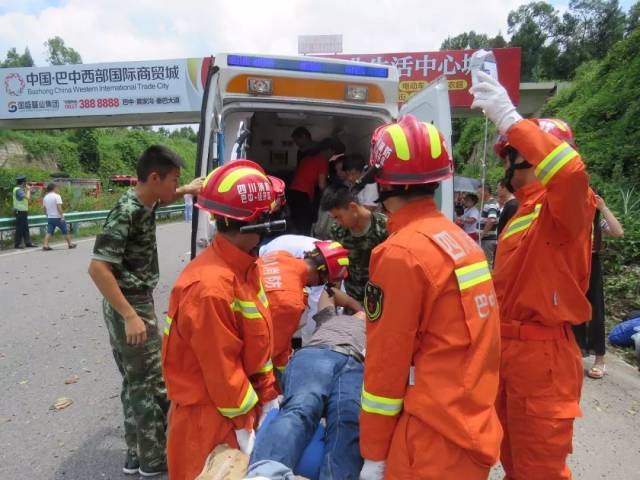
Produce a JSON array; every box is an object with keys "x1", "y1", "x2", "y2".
[{"x1": 572, "y1": 192, "x2": 624, "y2": 379}]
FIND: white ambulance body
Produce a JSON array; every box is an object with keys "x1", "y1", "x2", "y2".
[{"x1": 192, "y1": 53, "x2": 453, "y2": 255}]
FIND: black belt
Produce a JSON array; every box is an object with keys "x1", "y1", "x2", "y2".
[{"x1": 326, "y1": 344, "x2": 365, "y2": 364}]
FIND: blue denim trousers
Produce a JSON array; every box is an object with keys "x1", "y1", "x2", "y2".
[{"x1": 249, "y1": 347, "x2": 364, "y2": 480}]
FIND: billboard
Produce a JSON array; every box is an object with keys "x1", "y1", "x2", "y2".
[
  {"x1": 0, "y1": 58, "x2": 211, "y2": 120},
  {"x1": 321, "y1": 48, "x2": 521, "y2": 107}
]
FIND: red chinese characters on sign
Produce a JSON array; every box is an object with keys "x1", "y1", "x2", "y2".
[{"x1": 323, "y1": 48, "x2": 521, "y2": 107}]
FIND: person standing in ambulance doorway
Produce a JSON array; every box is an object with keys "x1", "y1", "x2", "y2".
[
  {"x1": 162, "y1": 160, "x2": 282, "y2": 480},
  {"x1": 258, "y1": 239, "x2": 353, "y2": 386},
  {"x1": 358, "y1": 115, "x2": 502, "y2": 480},
  {"x1": 471, "y1": 71, "x2": 596, "y2": 480}
]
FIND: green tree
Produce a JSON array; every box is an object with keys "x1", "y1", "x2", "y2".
[
  {"x1": 566, "y1": 0, "x2": 626, "y2": 59},
  {"x1": 1, "y1": 47, "x2": 35, "y2": 67},
  {"x1": 440, "y1": 31, "x2": 508, "y2": 50},
  {"x1": 626, "y1": 0, "x2": 640, "y2": 33},
  {"x1": 44, "y1": 36, "x2": 82, "y2": 65},
  {"x1": 74, "y1": 129, "x2": 100, "y2": 173}
]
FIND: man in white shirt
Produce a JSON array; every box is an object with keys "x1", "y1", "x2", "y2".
[{"x1": 42, "y1": 183, "x2": 76, "y2": 250}]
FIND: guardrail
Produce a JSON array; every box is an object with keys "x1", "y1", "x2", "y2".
[{"x1": 0, "y1": 204, "x2": 185, "y2": 248}]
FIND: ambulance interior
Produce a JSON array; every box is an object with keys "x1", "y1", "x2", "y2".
[{"x1": 222, "y1": 110, "x2": 387, "y2": 183}]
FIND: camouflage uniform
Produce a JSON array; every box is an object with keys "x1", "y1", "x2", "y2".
[
  {"x1": 92, "y1": 189, "x2": 169, "y2": 469},
  {"x1": 330, "y1": 211, "x2": 388, "y2": 303}
]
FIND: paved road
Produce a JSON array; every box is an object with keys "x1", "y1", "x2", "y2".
[{"x1": 1, "y1": 221, "x2": 639, "y2": 480}]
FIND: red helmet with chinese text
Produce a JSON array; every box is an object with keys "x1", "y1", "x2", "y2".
[
  {"x1": 305, "y1": 240, "x2": 350, "y2": 283},
  {"x1": 196, "y1": 160, "x2": 274, "y2": 222},
  {"x1": 268, "y1": 175, "x2": 286, "y2": 211},
  {"x1": 533, "y1": 118, "x2": 576, "y2": 146},
  {"x1": 369, "y1": 114, "x2": 452, "y2": 185}
]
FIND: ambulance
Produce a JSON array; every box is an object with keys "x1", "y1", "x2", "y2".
[{"x1": 192, "y1": 53, "x2": 454, "y2": 256}]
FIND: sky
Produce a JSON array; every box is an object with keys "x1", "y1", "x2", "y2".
[{"x1": 0, "y1": 0, "x2": 635, "y2": 67}]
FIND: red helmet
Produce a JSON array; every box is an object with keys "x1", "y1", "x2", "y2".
[
  {"x1": 494, "y1": 134, "x2": 510, "y2": 160},
  {"x1": 306, "y1": 240, "x2": 350, "y2": 283},
  {"x1": 533, "y1": 118, "x2": 575, "y2": 146},
  {"x1": 196, "y1": 160, "x2": 274, "y2": 222},
  {"x1": 369, "y1": 114, "x2": 452, "y2": 185},
  {"x1": 268, "y1": 175, "x2": 286, "y2": 211}
]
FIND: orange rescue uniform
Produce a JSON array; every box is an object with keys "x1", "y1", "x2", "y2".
[
  {"x1": 257, "y1": 250, "x2": 309, "y2": 373},
  {"x1": 493, "y1": 120, "x2": 596, "y2": 480},
  {"x1": 360, "y1": 197, "x2": 502, "y2": 479},
  {"x1": 162, "y1": 234, "x2": 277, "y2": 480}
]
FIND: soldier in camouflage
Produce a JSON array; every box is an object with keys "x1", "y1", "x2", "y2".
[
  {"x1": 321, "y1": 186, "x2": 388, "y2": 303},
  {"x1": 88, "y1": 145, "x2": 202, "y2": 476}
]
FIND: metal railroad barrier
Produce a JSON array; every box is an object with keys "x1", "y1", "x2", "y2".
[{"x1": 0, "y1": 204, "x2": 184, "y2": 249}]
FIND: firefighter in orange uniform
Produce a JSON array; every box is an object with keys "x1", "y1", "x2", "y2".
[
  {"x1": 162, "y1": 160, "x2": 282, "y2": 480},
  {"x1": 258, "y1": 240, "x2": 352, "y2": 381},
  {"x1": 471, "y1": 71, "x2": 596, "y2": 479},
  {"x1": 358, "y1": 115, "x2": 502, "y2": 480}
]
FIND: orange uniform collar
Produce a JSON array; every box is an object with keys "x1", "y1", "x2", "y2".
[
  {"x1": 212, "y1": 234, "x2": 257, "y2": 278},
  {"x1": 514, "y1": 180, "x2": 544, "y2": 203},
  {"x1": 387, "y1": 197, "x2": 439, "y2": 234}
]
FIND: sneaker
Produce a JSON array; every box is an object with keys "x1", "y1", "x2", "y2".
[
  {"x1": 122, "y1": 450, "x2": 139, "y2": 475},
  {"x1": 68, "y1": 243, "x2": 77, "y2": 249},
  {"x1": 26, "y1": 244, "x2": 38, "y2": 248},
  {"x1": 139, "y1": 462, "x2": 167, "y2": 477},
  {"x1": 43, "y1": 246, "x2": 53, "y2": 251}
]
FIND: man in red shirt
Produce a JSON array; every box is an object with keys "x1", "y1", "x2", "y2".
[{"x1": 288, "y1": 138, "x2": 343, "y2": 235}]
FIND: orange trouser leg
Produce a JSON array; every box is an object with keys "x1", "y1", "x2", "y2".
[
  {"x1": 385, "y1": 413, "x2": 491, "y2": 480},
  {"x1": 167, "y1": 403, "x2": 238, "y2": 480},
  {"x1": 498, "y1": 333, "x2": 584, "y2": 480}
]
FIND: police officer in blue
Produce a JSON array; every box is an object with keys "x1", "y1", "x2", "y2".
[{"x1": 13, "y1": 176, "x2": 36, "y2": 249}]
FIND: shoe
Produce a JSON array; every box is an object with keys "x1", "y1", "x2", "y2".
[
  {"x1": 43, "y1": 246, "x2": 53, "y2": 251},
  {"x1": 587, "y1": 364, "x2": 606, "y2": 379},
  {"x1": 139, "y1": 462, "x2": 167, "y2": 477},
  {"x1": 26, "y1": 244, "x2": 38, "y2": 248},
  {"x1": 15, "y1": 246, "x2": 24, "y2": 249},
  {"x1": 68, "y1": 243, "x2": 77, "y2": 249},
  {"x1": 122, "y1": 449, "x2": 139, "y2": 475}
]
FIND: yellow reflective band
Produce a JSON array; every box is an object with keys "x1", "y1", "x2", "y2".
[
  {"x1": 256, "y1": 359, "x2": 273, "y2": 374},
  {"x1": 501, "y1": 204, "x2": 542, "y2": 240},
  {"x1": 386, "y1": 124, "x2": 410, "y2": 161},
  {"x1": 551, "y1": 119, "x2": 568, "y2": 131},
  {"x1": 217, "y1": 384, "x2": 258, "y2": 418},
  {"x1": 230, "y1": 299, "x2": 263, "y2": 319},
  {"x1": 257, "y1": 282, "x2": 269, "y2": 308},
  {"x1": 202, "y1": 166, "x2": 220, "y2": 189},
  {"x1": 276, "y1": 365, "x2": 287, "y2": 373},
  {"x1": 163, "y1": 315, "x2": 172, "y2": 336},
  {"x1": 535, "y1": 143, "x2": 578, "y2": 185},
  {"x1": 338, "y1": 257, "x2": 349, "y2": 266},
  {"x1": 328, "y1": 241, "x2": 342, "y2": 249},
  {"x1": 455, "y1": 261, "x2": 492, "y2": 290},
  {"x1": 424, "y1": 122, "x2": 442, "y2": 159},
  {"x1": 361, "y1": 387, "x2": 403, "y2": 417},
  {"x1": 217, "y1": 167, "x2": 268, "y2": 193}
]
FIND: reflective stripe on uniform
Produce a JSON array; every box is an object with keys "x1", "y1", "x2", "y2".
[
  {"x1": 386, "y1": 124, "x2": 410, "y2": 161},
  {"x1": 423, "y1": 122, "x2": 442, "y2": 159},
  {"x1": 163, "y1": 315, "x2": 172, "y2": 336},
  {"x1": 501, "y1": 204, "x2": 542, "y2": 240},
  {"x1": 257, "y1": 282, "x2": 269, "y2": 308},
  {"x1": 230, "y1": 299, "x2": 263, "y2": 319},
  {"x1": 455, "y1": 261, "x2": 492, "y2": 290},
  {"x1": 361, "y1": 387, "x2": 403, "y2": 417},
  {"x1": 535, "y1": 142, "x2": 578, "y2": 185},
  {"x1": 217, "y1": 384, "x2": 258, "y2": 418},
  {"x1": 276, "y1": 365, "x2": 287, "y2": 373},
  {"x1": 256, "y1": 358, "x2": 273, "y2": 374}
]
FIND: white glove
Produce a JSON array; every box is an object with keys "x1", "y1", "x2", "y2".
[
  {"x1": 359, "y1": 459, "x2": 385, "y2": 480},
  {"x1": 469, "y1": 70, "x2": 522, "y2": 134},
  {"x1": 257, "y1": 397, "x2": 280, "y2": 429},
  {"x1": 235, "y1": 428, "x2": 256, "y2": 455}
]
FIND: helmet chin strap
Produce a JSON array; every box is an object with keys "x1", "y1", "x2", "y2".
[{"x1": 504, "y1": 160, "x2": 532, "y2": 193}]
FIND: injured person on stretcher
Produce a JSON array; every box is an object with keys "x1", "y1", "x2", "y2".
[{"x1": 244, "y1": 288, "x2": 366, "y2": 480}]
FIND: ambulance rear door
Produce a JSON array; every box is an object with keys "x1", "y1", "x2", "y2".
[
  {"x1": 398, "y1": 76, "x2": 454, "y2": 219},
  {"x1": 191, "y1": 60, "x2": 222, "y2": 259}
]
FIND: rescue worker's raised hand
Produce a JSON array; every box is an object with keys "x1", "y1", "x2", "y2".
[
  {"x1": 257, "y1": 398, "x2": 280, "y2": 430},
  {"x1": 360, "y1": 459, "x2": 385, "y2": 480},
  {"x1": 470, "y1": 70, "x2": 522, "y2": 134},
  {"x1": 235, "y1": 429, "x2": 256, "y2": 455},
  {"x1": 123, "y1": 312, "x2": 147, "y2": 346},
  {"x1": 183, "y1": 176, "x2": 205, "y2": 195}
]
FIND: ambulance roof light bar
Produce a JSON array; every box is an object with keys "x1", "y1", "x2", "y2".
[{"x1": 227, "y1": 55, "x2": 390, "y2": 78}]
